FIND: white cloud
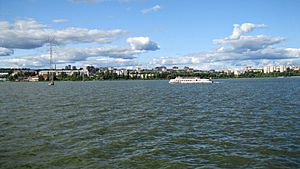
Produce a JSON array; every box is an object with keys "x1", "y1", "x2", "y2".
[
  {"x1": 52, "y1": 37, "x2": 159, "y2": 63},
  {"x1": 141, "y1": 5, "x2": 161, "y2": 14},
  {"x1": 213, "y1": 23, "x2": 281, "y2": 52},
  {"x1": 52, "y1": 19, "x2": 68, "y2": 23},
  {"x1": 80, "y1": 57, "x2": 142, "y2": 68},
  {"x1": 151, "y1": 46, "x2": 300, "y2": 70},
  {"x1": 0, "y1": 54, "x2": 49, "y2": 68},
  {"x1": 0, "y1": 19, "x2": 161, "y2": 68},
  {"x1": 214, "y1": 35, "x2": 286, "y2": 51},
  {"x1": 0, "y1": 47, "x2": 13, "y2": 56},
  {"x1": 150, "y1": 23, "x2": 300, "y2": 70},
  {"x1": 0, "y1": 37, "x2": 160, "y2": 68},
  {"x1": 127, "y1": 37, "x2": 160, "y2": 51},
  {"x1": 230, "y1": 23, "x2": 267, "y2": 39},
  {"x1": 55, "y1": 46, "x2": 140, "y2": 63},
  {"x1": 0, "y1": 19, "x2": 126, "y2": 51}
]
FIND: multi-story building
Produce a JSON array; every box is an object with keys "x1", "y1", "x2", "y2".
[
  {"x1": 38, "y1": 69, "x2": 83, "y2": 76},
  {"x1": 234, "y1": 70, "x2": 245, "y2": 76},
  {"x1": 223, "y1": 70, "x2": 232, "y2": 75},
  {"x1": 263, "y1": 66, "x2": 277, "y2": 73},
  {"x1": 292, "y1": 66, "x2": 300, "y2": 71},
  {"x1": 279, "y1": 65, "x2": 287, "y2": 72}
]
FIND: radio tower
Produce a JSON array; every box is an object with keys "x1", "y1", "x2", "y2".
[{"x1": 48, "y1": 37, "x2": 54, "y2": 86}]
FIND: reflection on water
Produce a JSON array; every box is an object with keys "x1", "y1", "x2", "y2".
[{"x1": 0, "y1": 78, "x2": 299, "y2": 168}]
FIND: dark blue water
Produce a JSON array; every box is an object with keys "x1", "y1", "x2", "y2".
[{"x1": 0, "y1": 78, "x2": 299, "y2": 168}]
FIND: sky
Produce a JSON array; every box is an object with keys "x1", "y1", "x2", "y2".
[{"x1": 0, "y1": 0, "x2": 300, "y2": 70}]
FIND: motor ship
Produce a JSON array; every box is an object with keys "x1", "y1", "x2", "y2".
[{"x1": 169, "y1": 77, "x2": 213, "y2": 84}]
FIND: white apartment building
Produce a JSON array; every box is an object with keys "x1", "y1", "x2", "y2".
[
  {"x1": 279, "y1": 65, "x2": 287, "y2": 72},
  {"x1": 39, "y1": 69, "x2": 84, "y2": 76},
  {"x1": 263, "y1": 66, "x2": 278, "y2": 73}
]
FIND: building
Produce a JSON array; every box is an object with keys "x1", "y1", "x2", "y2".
[
  {"x1": 65, "y1": 65, "x2": 72, "y2": 70},
  {"x1": 223, "y1": 70, "x2": 232, "y2": 75},
  {"x1": 120, "y1": 69, "x2": 128, "y2": 75},
  {"x1": 155, "y1": 66, "x2": 167, "y2": 72},
  {"x1": 12, "y1": 69, "x2": 37, "y2": 76},
  {"x1": 263, "y1": 66, "x2": 276, "y2": 73},
  {"x1": 136, "y1": 67, "x2": 142, "y2": 73},
  {"x1": 244, "y1": 66, "x2": 262, "y2": 73},
  {"x1": 183, "y1": 66, "x2": 194, "y2": 72},
  {"x1": 38, "y1": 69, "x2": 83, "y2": 76},
  {"x1": 184, "y1": 66, "x2": 189, "y2": 71},
  {"x1": 245, "y1": 66, "x2": 252, "y2": 71},
  {"x1": 115, "y1": 70, "x2": 121, "y2": 76},
  {"x1": 292, "y1": 66, "x2": 300, "y2": 71},
  {"x1": 172, "y1": 66, "x2": 179, "y2": 71},
  {"x1": 263, "y1": 66, "x2": 269, "y2": 73},
  {"x1": 28, "y1": 76, "x2": 39, "y2": 82},
  {"x1": 270, "y1": 66, "x2": 276, "y2": 73},
  {"x1": 279, "y1": 65, "x2": 287, "y2": 72},
  {"x1": 234, "y1": 70, "x2": 245, "y2": 76},
  {"x1": 108, "y1": 67, "x2": 114, "y2": 71},
  {"x1": 263, "y1": 65, "x2": 287, "y2": 73},
  {"x1": 0, "y1": 72, "x2": 9, "y2": 81}
]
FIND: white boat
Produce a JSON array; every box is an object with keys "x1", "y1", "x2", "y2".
[{"x1": 169, "y1": 77, "x2": 213, "y2": 84}]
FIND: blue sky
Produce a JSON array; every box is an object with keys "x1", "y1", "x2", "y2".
[{"x1": 0, "y1": 0, "x2": 300, "y2": 70}]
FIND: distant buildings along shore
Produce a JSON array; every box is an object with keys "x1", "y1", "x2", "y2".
[{"x1": 0, "y1": 65, "x2": 300, "y2": 82}]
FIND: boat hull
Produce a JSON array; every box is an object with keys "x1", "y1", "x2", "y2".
[{"x1": 169, "y1": 77, "x2": 213, "y2": 84}]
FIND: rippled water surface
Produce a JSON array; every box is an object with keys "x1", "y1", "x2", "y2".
[{"x1": 0, "y1": 78, "x2": 300, "y2": 168}]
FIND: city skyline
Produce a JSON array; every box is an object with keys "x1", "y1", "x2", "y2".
[{"x1": 0, "y1": 0, "x2": 300, "y2": 70}]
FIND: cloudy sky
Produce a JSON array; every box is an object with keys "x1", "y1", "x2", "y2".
[{"x1": 0, "y1": 0, "x2": 300, "y2": 70}]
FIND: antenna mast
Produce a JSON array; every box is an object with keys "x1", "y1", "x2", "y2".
[{"x1": 48, "y1": 37, "x2": 54, "y2": 85}]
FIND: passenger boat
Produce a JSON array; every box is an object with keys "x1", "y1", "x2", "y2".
[{"x1": 169, "y1": 77, "x2": 213, "y2": 84}]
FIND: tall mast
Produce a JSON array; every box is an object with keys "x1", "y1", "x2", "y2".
[
  {"x1": 48, "y1": 38, "x2": 54, "y2": 85},
  {"x1": 49, "y1": 42, "x2": 52, "y2": 69}
]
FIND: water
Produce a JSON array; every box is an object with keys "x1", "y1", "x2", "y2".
[{"x1": 0, "y1": 78, "x2": 299, "y2": 168}]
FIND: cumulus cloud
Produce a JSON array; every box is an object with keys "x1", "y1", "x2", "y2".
[
  {"x1": 0, "y1": 16, "x2": 162, "y2": 68},
  {"x1": 151, "y1": 23, "x2": 300, "y2": 70},
  {"x1": 141, "y1": 5, "x2": 161, "y2": 14},
  {"x1": 51, "y1": 37, "x2": 159, "y2": 63},
  {"x1": 151, "y1": 47, "x2": 300, "y2": 70},
  {"x1": 214, "y1": 35, "x2": 286, "y2": 51},
  {"x1": 0, "y1": 36, "x2": 160, "y2": 68},
  {"x1": 230, "y1": 23, "x2": 267, "y2": 39},
  {"x1": 55, "y1": 46, "x2": 141, "y2": 63},
  {"x1": 213, "y1": 23, "x2": 278, "y2": 52},
  {"x1": 127, "y1": 37, "x2": 160, "y2": 51},
  {"x1": 0, "y1": 54, "x2": 49, "y2": 68},
  {"x1": 0, "y1": 18, "x2": 160, "y2": 68},
  {"x1": 0, "y1": 19, "x2": 126, "y2": 51}
]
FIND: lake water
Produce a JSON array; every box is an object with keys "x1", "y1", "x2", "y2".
[{"x1": 0, "y1": 78, "x2": 299, "y2": 168}]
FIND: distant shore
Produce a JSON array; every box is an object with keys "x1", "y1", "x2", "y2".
[
  {"x1": 1, "y1": 66, "x2": 300, "y2": 82},
  {"x1": 2, "y1": 75, "x2": 300, "y2": 83}
]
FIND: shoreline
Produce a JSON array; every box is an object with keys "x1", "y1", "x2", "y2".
[{"x1": 2, "y1": 76, "x2": 300, "y2": 83}]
